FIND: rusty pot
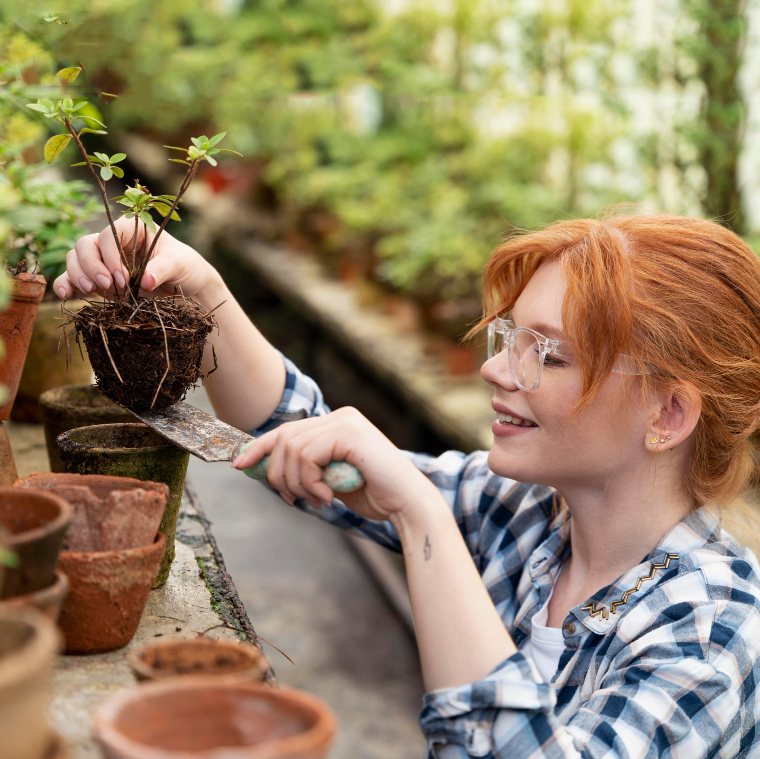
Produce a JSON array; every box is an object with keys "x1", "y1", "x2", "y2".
[
  {"x1": 0, "y1": 607, "x2": 60, "y2": 759},
  {"x1": 39, "y1": 384, "x2": 137, "y2": 473},
  {"x1": 128, "y1": 637, "x2": 269, "y2": 683},
  {"x1": 11, "y1": 300, "x2": 95, "y2": 423},
  {"x1": 0, "y1": 568, "x2": 68, "y2": 622},
  {"x1": 0, "y1": 267, "x2": 46, "y2": 420},
  {"x1": 0, "y1": 488, "x2": 72, "y2": 599},
  {"x1": 56, "y1": 423, "x2": 189, "y2": 587},
  {"x1": 15, "y1": 473, "x2": 168, "y2": 553},
  {"x1": 93, "y1": 678, "x2": 337, "y2": 759},
  {"x1": 58, "y1": 531, "x2": 166, "y2": 654}
]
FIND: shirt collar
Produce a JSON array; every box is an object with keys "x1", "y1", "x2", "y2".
[{"x1": 522, "y1": 506, "x2": 722, "y2": 636}]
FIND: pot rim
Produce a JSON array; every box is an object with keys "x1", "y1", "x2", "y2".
[
  {"x1": 57, "y1": 423, "x2": 176, "y2": 454},
  {"x1": 60, "y1": 530, "x2": 166, "y2": 560},
  {"x1": 92, "y1": 678, "x2": 337, "y2": 759},
  {"x1": 127, "y1": 636, "x2": 269, "y2": 682},
  {"x1": 0, "y1": 488, "x2": 72, "y2": 547},
  {"x1": 0, "y1": 606, "x2": 60, "y2": 691},
  {"x1": 15, "y1": 472, "x2": 169, "y2": 498},
  {"x1": 39, "y1": 384, "x2": 122, "y2": 411},
  {"x1": 0, "y1": 568, "x2": 68, "y2": 606}
]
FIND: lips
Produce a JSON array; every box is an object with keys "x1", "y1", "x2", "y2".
[{"x1": 491, "y1": 401, "x2": 537, "y2": 426}]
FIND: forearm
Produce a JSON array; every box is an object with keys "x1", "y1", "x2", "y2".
[
  {"x1": 391, "y1": 497, "x2": 517, "y2": 692},
  {"x1": 194, "y1": 272, "x2": 286, "y2": 432}
]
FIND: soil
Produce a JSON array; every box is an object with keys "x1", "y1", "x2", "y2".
[{"x1": 62, "y1": 295, "x2": 218, "y2": 410}]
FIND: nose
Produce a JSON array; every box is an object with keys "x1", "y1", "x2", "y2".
[{"x1": 480, "y1": 353, "x2": 519, "y2": 391}]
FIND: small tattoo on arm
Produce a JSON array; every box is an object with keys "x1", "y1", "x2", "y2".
[{"x1": 424, "y1": 535, "x2": 431, "y2": 561}]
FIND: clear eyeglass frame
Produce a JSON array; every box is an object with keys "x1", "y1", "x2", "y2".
[{"x1": 486, "y1": 315, "x2": 643, "y2": 392}]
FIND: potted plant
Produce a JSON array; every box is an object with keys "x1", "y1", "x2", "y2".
[{"x1": 27, "y1": 68, "x2": 240, "y2": 411}]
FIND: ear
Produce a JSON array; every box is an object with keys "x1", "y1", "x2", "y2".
[{"x1": 645, "y1": 382, "x2": 701, "y2": 453}]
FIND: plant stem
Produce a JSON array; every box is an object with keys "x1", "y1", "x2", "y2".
[
  {"x1": 131, "y1": 158, "x2": 199, "y2": 296},
  {"x1": 65, "y1": 119, "x2": 130, "y2": 278},
  {"x1": 130, "y1": 215, "x2": 139, "y2": 269}
]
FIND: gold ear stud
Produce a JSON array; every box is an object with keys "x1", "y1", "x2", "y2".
[{"x1": 651, "y1": 436, "x2": 657, "y2": 444}]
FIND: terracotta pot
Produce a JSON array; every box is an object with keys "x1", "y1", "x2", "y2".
[
  {"x1": 55, "y1": 423, "x2": 188, "y2": 587},
  {"x1": 0, "y1": 488, "x2": 72, "y2": 599},
  {"x1": 11, "y1": 300, "x2": 94, "y2": 423},
  {"x1": 0, "y1": 268, "x2": 46, "y2": 420},
  {"x1": 58, "y1": 531, "x2": 166, "y2": 654},
  {"x1": 0, "y1": 607, "x2": 60, "y2": 759},
  {"x1": 128, "y1": 637, "x2": 270, "y2": 683},
  {"x1": 15, "y1": 473, "x2": 169, "y2": 553},
  {"x1": 93, "y1": 678, "x2": 337, "y2": 759},
  {"x1": 0, "y1": 421, "x2": 18, "y2": 486},
  {"x1": 39, "y1": 384, "x2": 137, "y2": 473},
  {"x1": 0, "y1": 568, "x2": 68, "y2": 622}
]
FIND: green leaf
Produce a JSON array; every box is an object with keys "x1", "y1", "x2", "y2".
[
  {"x1": 94, "y1": 152, "x2": 109, "y2": 163},
  {"x1": 217, "y1": 149, "x2": 244, "y2": 157},
  {"x1": 139, "y1": 211, "x2": 157, "y2": 232},
  {"x1": 39, "y1": 99, "x2": 55, "y2": 110},
  {"x1": 44, "y1": 134, "x2": 71, "y2": 164},
  {"x1": 69, "y1": 162, "x2": 88, "y2": 167},
  {"x1": 79, "y1": 128, "x2": 107, "y2": 136},
  {"x1": 25, "y1": 103, "x2": 48, "y2": 113},
  {"x1": 207, "y1": 132, "x2": 226, "y2": 148},
  {"x1": 70, "y1": 101, "x2": 87, "y2": 112},
  {"x1": 111, "y1": 166, "x2": 124, "y2": 179},
  {"x1": 62, "y1": 98, "x2": 73, "y2": 111},
  {"x1": 110, "y1": 153, "x2": 126, "y2": 163},
  {"x1": 100, "y1": 167, "x2": 113, "y2": 181},
  {"x1": 168, "y1": 159, "x2": 190, "y2": 164},
  {"x1": 204, "y1": 155, "x2": 218, "y2": 167},
  {"x1": 158, "y1": 195, "x2": 178, "y2": 201},
  {"x1": 100, "y1": 92, "x2": 118, "y2": 99},
  {"x1": 163, "y1": 145, "x2": 186, "y2": 152},
  {"x1": 77, "y1": 115, "x2": 106, "y2": 128},
  {"x1": 190, "y1": 137, "x2": 202, "y2": 148},
  {"x1": 124, "y1": 209, "x2": 135, "y2": 218},
  {"x1": 56, "y1": 67, "x2": 82, "y2": 82}
]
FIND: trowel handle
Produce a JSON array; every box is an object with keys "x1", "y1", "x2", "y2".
[{"x1": 238, "y1": 440, "x2": 365, "y2": 493}]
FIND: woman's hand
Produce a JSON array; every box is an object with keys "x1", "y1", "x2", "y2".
[
  {"x1": 232, "y1": 406, "x2": 446, "y2": 524},
  {"x1": 53, "y1": 217, "x2": 220, "y2": 300}
]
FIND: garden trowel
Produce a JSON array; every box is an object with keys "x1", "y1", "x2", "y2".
[{"x1": 124, "y1": 400, "x2": 365, "y2": 494}]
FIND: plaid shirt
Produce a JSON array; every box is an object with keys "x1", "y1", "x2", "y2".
[{"x1": 252, "y1": 353, "x2": 760, "y2": 759}]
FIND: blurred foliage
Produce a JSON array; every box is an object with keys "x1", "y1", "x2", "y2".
[{"x1": 0, "y1": 24, "x2": 99, "y2": 288}]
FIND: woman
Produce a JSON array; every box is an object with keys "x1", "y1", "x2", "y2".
[{"x1": 57, "y1": 213, "x2": 760, "y2": 758}]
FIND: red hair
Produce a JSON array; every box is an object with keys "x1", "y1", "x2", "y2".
[{"x1": 470, "y1": 212, "x2": 760, "y2": 509}]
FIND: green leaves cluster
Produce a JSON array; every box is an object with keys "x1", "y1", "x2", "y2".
[
  {"x1": 71, "y1": 152, "x2": 126, "y2": 181},
  {"x1": 111, "y1": 186, "x2": 181, "y2": 233},
  {"x1": 165, "y1": 133, "x2": 241, "y2": 168}
]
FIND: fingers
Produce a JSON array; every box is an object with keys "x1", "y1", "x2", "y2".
[
  {"x1": 75, "y1": 234, "x2": 114, "y2": 292},
  {"x1": 97, "y1": 219, "x2": 133, "y2": 287},
  {"x1": 53, "y1": 271, "x2": 74, "y2": 300}
]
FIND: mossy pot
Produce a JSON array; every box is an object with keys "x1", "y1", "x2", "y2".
[
  {"x1": 39, "y1": 385, "x2": 137, "y2": 473},
  {"x1": 55, "y1": 423, "x2": 189, "y2": 587}
]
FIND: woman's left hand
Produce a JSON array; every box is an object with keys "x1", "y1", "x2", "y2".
[{"x1": 231, "y1": 407, "x2": 445, "y2": 524}]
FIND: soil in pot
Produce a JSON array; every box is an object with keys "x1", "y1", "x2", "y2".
[
  {"x1": 0, "y1": 607, "x2": 60, "y2": 759},
  {"x1": 15, "y1": 472, "x2": 168, "y2": 553},
  {"x1": 58, "y1": 531, "x2": 166, "y2": 654},
  {"x1": 11, "y1": 299, "x2": 94, "y2": 423},
  {"x1": 0, "y1": 569, "x2": 69, "y2": 622},
  {"x1": 93, "y1": 679, "x2": 336, "y2": 759},
  {"x1": 128, "y1": 637, "x2": 269, "y2": 682},
  {"x1": 63, "y1": 295, "x2": 217, "y2": 411},
  {"x1": 39, "y1": 384, "x2": 137, "y2": 473},
  {"x1": 55, "y1": 424, "x2": 189, "y2": 587},
  {"x1": 0, "y1": 261, "x2": 47, "y2": 420},
  {"x1": 0, "y1": 488, "x2": 72, "y2": 599}
]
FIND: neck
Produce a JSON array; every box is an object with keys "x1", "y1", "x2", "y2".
[{"x1": 556, "y1": 467, "x2": 694, "y2": 591}]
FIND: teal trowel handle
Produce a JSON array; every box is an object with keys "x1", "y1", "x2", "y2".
[{"x1": 238, "y1": 440, "x2": 365, "y2": 493}]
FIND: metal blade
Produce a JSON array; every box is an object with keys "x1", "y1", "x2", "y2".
[{"x1": 127, "y1": 401, "x2": 253, "y2": 463}]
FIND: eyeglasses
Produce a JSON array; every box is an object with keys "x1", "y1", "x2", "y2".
[{"x1": 486, "y1": 316, "x2": 643, "y2": 392}]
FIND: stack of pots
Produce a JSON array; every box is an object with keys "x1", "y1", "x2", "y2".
[
  {"x1": 0, "y1": 487, "x2": 72, "y2": 621},
  {"x1": 14, "y1": 473, "x2": 168, "y2": 655}
]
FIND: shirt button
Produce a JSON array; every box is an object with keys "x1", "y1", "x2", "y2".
[{"x1": 564, "y1": 622, "x2": 576, "y2": 635}]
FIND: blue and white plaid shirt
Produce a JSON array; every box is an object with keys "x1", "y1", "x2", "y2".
[{"x1": 252, "y1": 352, "x2": 760, "y2": 759}]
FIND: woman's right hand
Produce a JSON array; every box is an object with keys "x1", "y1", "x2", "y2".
[{"x1": 53, "y1": 217, "x2": 221, "y2": 301}]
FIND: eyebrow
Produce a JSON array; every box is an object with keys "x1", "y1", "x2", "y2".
[{"x1": 512, "y1": 319, "x2": 567, "y2": 340}]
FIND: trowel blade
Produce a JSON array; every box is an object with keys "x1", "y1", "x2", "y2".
[{"x1": 126, "y1": 401, "x2": 253, "y2": 463}]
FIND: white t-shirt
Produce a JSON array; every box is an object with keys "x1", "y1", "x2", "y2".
[{"x1": 519, "y1": 575, "x2": 566, "y2": 683}]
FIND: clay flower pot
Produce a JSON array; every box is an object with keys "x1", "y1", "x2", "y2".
[
  {"x1": 11, "y1": 300, "x2": 95, "y2": 423},
  {"x1": 39, "y1": 384, "x2": 137, "y2": 473},
  {"x1": 56, "y1": 423, "x2": 189, "y2": 587},
  {"x1": 0, "y1": 607, "x2": 60, "y2": 759},
  {"x1": 0, "y1": 569, "x2": 69, "y2": 622},
  {"x1": 15, "y1": 473, "x2": 169, "y2": 553},
  {"x1": 93, "y1": 679, "x2": 337, "y2": 759},
  {"x1": 0, "y1": 267, "x2": 46, "y2": 421},
  {"x1": 58, "y1": 531, "x2": 166, "y2": 655},
  {"x1": 128, "y1": 637, "x2": 270, "y2": 683},
  {"x1": 0, "y1": 488, "x2": 72, "y2": 599}
]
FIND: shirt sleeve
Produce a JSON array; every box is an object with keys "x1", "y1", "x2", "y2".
[
  {"x1": 248, "y1": 351, "x2": 526, "y2": 556},
  {"x1": 419, "y1": 596, "x2": 760, "y2": 759}
]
